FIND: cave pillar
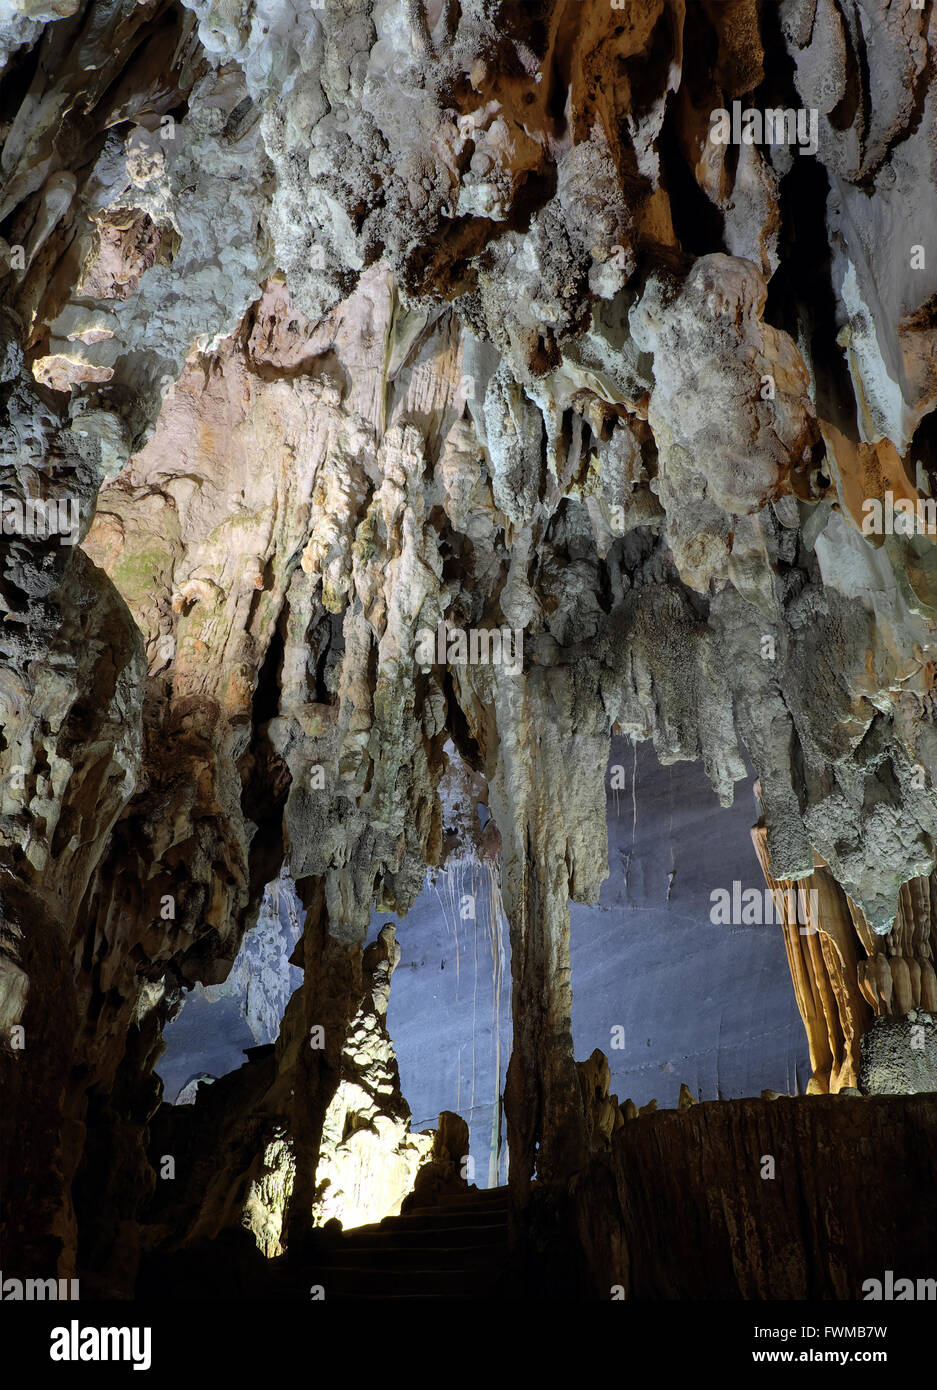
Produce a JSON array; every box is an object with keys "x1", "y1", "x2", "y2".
[
  {"x1": 479, "y1": 673, "x2": 609, "y2": 1201},
  {"x1": 502, "y1": 826, "x2": 587, "y2": 1201},
  {"x1": 281, "y1": 878, "x2": 364, "y2": 1249}
]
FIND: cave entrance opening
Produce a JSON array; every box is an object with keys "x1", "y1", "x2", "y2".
[
  {"x1": 569, "y1": 735, "x2": 811, "y2": 1109},
  {"x1": 370, "y1": 845, "x2": 514, "y2": 1190},
  {"x1": 155, "y1": 869, "x2": 304, "y2": 1105}
]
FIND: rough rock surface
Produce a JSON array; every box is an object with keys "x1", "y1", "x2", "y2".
[
  {"x1": 561, "y1": 1093, "x2": 937, "y2": 1300},
  {"x1": 860, "y1": 1011, "x2": 937, "y2": 1095}
]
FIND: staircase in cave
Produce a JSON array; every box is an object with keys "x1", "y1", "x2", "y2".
[{"x1": 292, "y1": 1187, "x2": 513, "y2": 1300}]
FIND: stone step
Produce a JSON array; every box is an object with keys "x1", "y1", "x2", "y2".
[
  {"x1": 308, "y1": 1242, "x2": 507, "y2": 1271},
  {"x1": 433, "y1": 1186, "x2": 509, "y2": 1204},
  {"x1": 391, "y1": 1204, "x2": 509, "y2": 1221},
  {"x1": 326, "y1": 1291, "x2": 514, "y2": 1301},
  {"x1": 286, "y1": 1186, "x2": 515, "y2": 1299},
  {"x1": 426, "y1": 1194, "x2": 509, "y2": 1210},
  {"x1": 371, "y1": 1209, "x2": 508, "y2": 1233},
  {"x1": 303, "y1": 1266, "x2": 510, "y2": 1297},
  {"x1": 338, "y1": 1223, "x2": 508, "y2": 1250}
]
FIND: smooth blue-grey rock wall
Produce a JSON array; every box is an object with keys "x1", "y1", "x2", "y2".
[
  {"x1": 569, "y1": 737, "x2": 811, "y2": 1112},
  {"x1": 369, "y1": 859, "x2": 512, "y2": 1188}
]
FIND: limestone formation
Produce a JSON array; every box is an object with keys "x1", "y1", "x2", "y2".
[
  {"x1": 752, "y1": 819, "x2": 937, "y2": 1093},
  {"x1": 860, "y1": 1012, "x2": 937, "y2": 1095},
  {"x1": 402, "y1": 1110, "x2": 471, "y2": 1211},
  {"x1": 311, "y1": 923, "x2": 434, "y2": 1229},
  {"x1": 2, "y1": 0, "x2": 937, "y2": 1311}
]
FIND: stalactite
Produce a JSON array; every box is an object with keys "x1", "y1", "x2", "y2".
[
  {"x1": 4, "y1": 0, "x2": 937, "y2": 1306},
  {"x1": 752, "y1": 820, "x2": 937, "y2": 1093}
]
